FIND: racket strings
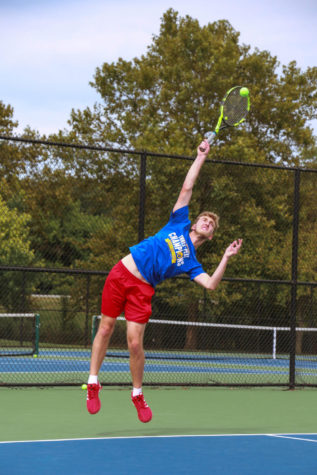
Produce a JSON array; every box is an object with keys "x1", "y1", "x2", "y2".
[{"x1": 223, "y1": 88, "x2": 249, "y2": 126}]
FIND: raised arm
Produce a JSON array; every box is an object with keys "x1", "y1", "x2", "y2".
[
  {"x1": 173, "y1": 139, "x2": 210, "y2": 213},
  {"x1": 194, "y1": 239, "x2": 243, "y2": 290}
]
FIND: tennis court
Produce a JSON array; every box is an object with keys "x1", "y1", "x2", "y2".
[
  {"x1": 1, "y1": 386, "x2": 317, "y2": 474},
  {"x1": 2, "y1": 347, "x2": 317, "y2": 385},
  {"x1": 1, "y1": 4, "x2": 317, "y2": 474},
  {"x1": 2, "y1": 311, "x2": 317, "y2": 472},
  {"x1": 2, "y1": 314, "x2": 317, "y2": 386}
]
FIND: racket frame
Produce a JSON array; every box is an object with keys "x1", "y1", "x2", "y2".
[
  {"x1": 201, "y1": 86, "x2": 251, "y2": 148},
  {"x1": 216, "y1": 86, "x2": 251, "y2": 133}
]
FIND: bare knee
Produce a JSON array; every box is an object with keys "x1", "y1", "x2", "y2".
[
  {"x1": 128, "y1": 338, "x2": 143, "y2": 356},
  {"x1": 126, "y1": 321, "x2": 146, "y2": 357},
  {"x1": 97, "y1": 320, "x2": 115, "y2": 340}
]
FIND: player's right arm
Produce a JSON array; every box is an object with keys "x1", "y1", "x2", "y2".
[{"x1": 173, "y1": 140, "x2": 210, "y2": 213}]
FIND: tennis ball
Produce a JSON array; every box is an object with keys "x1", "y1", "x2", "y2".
[
  {"x1": 240, "y1": 87, "x2": 249, "y2": 97},
  {"x1": 81, "y1": 384, "x2": 87, "y2": 390},
  {"x1": 33, "y1": 354, "x2": 38, "y2": 358}
]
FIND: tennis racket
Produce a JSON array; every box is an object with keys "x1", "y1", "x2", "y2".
[{"x1": 199, "y1": 86, "x2": 250, "y2": 151}]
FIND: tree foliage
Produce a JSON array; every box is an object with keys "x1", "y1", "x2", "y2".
[
  {"x1": 0, "y1": 195, "x2": 34, "y2": 265},
  {"x1": 56, "y1": 9, "x2": 316, "y2": 285},
  {"x1": 68, "y1": 9, "x2": 317, "y2": 165},
  {"x1": 0, "y1": 9, "x2": 316, "y2": 326}
]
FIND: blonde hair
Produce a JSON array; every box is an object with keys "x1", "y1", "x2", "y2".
[{"x1": 193, "y1": 211, "x2": 220, "y2": 232}]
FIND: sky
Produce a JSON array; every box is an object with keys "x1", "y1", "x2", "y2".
[{"x1": 1, "y1": 0, "x2": 316, "y2": 136}]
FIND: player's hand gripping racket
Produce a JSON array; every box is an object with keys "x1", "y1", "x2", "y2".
[{"x1": 199, "y1": 86, "x2": 250, "y2": 151}]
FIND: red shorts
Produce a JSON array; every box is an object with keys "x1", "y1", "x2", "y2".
[{"x1": 101, "y1": 260, "x2": 155, "y2": 324}]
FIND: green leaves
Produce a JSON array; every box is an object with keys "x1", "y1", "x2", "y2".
[
  {"x1": 0, "y1": 9, "x2": 316, "y2": 319},
  {"x1": 0, "y1": 195, "x2": 34, "y2": 265}
]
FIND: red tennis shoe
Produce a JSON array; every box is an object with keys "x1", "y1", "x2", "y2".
[
  {"x1": 131, "y1": 392, "x2": 152, "y2": 423},
  {"x1": 86, "y1": 382, "x2": 102, "y2": 414}
]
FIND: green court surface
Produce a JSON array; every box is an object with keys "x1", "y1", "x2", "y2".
[{"x1": 1, "y1": 386, "x2": 317, "y2": 442}]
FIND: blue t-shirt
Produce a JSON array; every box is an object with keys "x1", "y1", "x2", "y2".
[{"x1": 130, "y1": 206, "x2": 204, "y2": 287}]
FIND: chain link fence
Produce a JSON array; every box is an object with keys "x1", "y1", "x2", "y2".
[{"x1": 0, "y1": 136, "x2": 316, "y2": 386}]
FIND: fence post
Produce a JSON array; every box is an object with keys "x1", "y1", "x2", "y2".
[
  {"x1": 84, "y1": 275, "x2": 90, "y2": 347},
  {"x1": 138, "y1": 152, "x2": 147, "y2": 243},
  {"x1": 289, "y1": 168, "x2": 300, "y2": 389}
]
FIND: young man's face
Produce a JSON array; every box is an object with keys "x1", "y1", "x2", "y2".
[{"x1": 192, "y1": 215, "x2": 215, "y2": 240}]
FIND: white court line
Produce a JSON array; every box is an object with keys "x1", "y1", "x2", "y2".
[
  {"x1": 267, "y1": 434, "x2": 317, "y2": 444},
  {"x1": 1, "y1": 433, "x2": 317, "y2": 445}
]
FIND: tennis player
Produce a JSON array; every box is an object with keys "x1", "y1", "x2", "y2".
[{"x1": 86, "y1": 139, "x2": 242, "y2": 422}]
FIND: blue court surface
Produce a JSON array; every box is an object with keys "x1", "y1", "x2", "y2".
[
  {"x1": 3, "y1": 349, "x2": 317, "y2": 377},
  {"x1": 2, "y1": 433, "x2": 317, "y2": 474}
]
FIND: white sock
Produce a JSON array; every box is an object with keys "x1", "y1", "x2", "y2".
[
  {"x1": 132, "y1": 387, "x2": 142, "y2": 397},
  {"x1": 88, "y1": 375, "x2": 98, "y2": 385}
]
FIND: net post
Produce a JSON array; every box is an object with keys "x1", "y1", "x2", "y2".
[
  {"x1": 272, "y1": 328, "x2": 277, "y2": 359},
  {"x1": 91, "y1": 315, "x2": 99, "y2": 344},
  {"x1": 34, "y1": 314, "x2": 40, "y2": 355}
]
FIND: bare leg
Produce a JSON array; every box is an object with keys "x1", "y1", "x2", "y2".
[
  {"x1": 126, "y1": 321, "x2": 146, "y2": 388},
  {"x1": 127, "y1": 320, "x2": 152, "y2": 422},
  {"x1": 89, "y1": 315, "x2": 116, "y2": 375}
]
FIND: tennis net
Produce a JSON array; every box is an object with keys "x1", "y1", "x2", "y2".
[
  {"x1": 1, "y1": 315, "x2": 316, "y2": 386},
  {"x1": 92, "y1": 316, "x2": 317, "y2": 386},
  {"x1": 93, "y1": 315, "x2": 317, "y2": 358}
]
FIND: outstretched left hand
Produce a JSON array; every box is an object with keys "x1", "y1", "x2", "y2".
[{"x1": 224, "y1": 239, "x2": 243, "y2": 258}]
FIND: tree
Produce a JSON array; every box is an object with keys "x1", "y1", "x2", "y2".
[
  {"x1": 0, "y1": 195, "x2": 35, "y2": 311},
  {"x1": 0, "y1": 195, "x2": 34, "y2": 265},
  {"x1": 67, "y1": 9, "x2": 317, "y2": 165},
  {"x1": 2, "y1": 10, "x2": 316, "y2": 335},
  {"x1": 51, "y1": 9, "x2": 317, "y2": 333},
  {"x1": 0, "y1": 101, "x2": 45, "y2": 185}
]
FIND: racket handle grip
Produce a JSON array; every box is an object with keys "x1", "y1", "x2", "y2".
[{"x1": 199, "y1": 131, "x2": 216, "y2": 152}]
